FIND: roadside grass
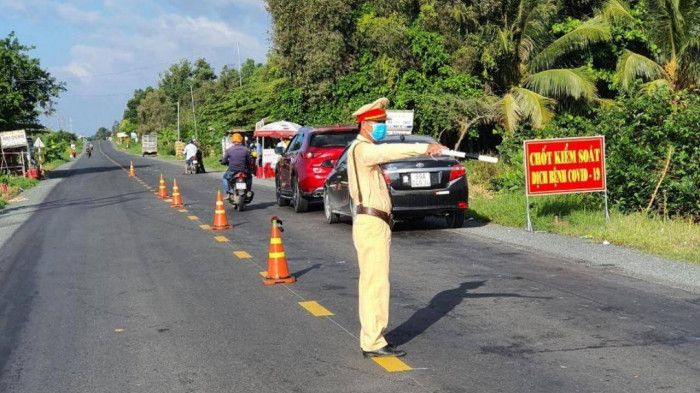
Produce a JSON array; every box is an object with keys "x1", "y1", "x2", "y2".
[
  {"x1": 0, "y1": 175, "x2": 39, "y2": 208},
  {"x1": 465, "y1": 161, "x2": 700, "y2": 264}
]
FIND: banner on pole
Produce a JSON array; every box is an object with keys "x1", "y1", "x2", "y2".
[
  {"x1": 0, "y1": 129, "x2": 28, "y2": 148},
  {"x1": 524, "y1": 136, "x2": 606, "y2": 196}
]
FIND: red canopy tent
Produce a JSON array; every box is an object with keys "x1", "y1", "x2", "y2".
[
  {"x1": 253, "y1": 121, "x2": 302, "y2": 178},
  {"x1": 253, "y1": 121, "x2": 301, "y2": 139}
]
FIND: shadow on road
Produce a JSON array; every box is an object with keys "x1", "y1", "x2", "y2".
[
  {"x1": 47, "y1": 165, "x2": 151, "y2": 179},
  {"x1": 243, "y1": 201, "x2": 277, "y2": 211},
  {"x1": 386, "y1": 281, "x2": 552, "y2": 346},
  {"x1": 0, "y1": 192, "x2": 144, "y2": 216},
  {"x1": 293, "y1": 263, "x2": 322, "y2": 279}
]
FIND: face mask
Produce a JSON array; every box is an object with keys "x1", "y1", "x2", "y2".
[{"x1": 370, "y1": 123, "x2": 387, "y2": 141}]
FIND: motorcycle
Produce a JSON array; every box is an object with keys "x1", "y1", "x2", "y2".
[
  {"x1": 186, "y1": 156, "x2": 199, "y2": 175},
  {"x1": 227, "y1": 172, "x2": 254, "y2": 211}
]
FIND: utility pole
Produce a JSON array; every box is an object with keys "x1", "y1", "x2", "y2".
[
  {"x1": 236, "y1": 41, "x2": 243, "y2": 87},
  {"x1": 69, "y1": 116, "x2": 73, "y2": 134},
  {"x1": 190, "y1": 84, "x2": 198, "y2": 139},
  {"x1": 176, "y1": 101, "x2": 181, "y2": 141}
]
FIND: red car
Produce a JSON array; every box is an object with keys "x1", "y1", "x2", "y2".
[{"x1": 275, "y1": 125, "x2": 359, "y2": 212}]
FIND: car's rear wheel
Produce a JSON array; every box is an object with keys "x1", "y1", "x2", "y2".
[
  {"x1": 446, "y1": 211, "x2": 465, "y2": 228},
  {"x1": 276, "y1": 177, "x2": 289, "y2": 207},
  {"x1": 292, "y1": 178, "x2": 308, "y2": 213},
  {"x1": 324, "y1": 189, "x2": 339, "y2": 224}
]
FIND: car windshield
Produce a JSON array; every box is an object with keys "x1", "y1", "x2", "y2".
[
  {"x1": 379, "y1": 135, "x2": 436, "y2": 144},
  {"x1": 309, "y1": 131, "x2": 357, "y2": 148}
]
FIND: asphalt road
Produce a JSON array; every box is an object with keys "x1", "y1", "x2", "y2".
[{"x1": 0, "y1": 141, "x2": 697, "y2": 393}]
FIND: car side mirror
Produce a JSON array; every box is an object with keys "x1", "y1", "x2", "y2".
[
  {"x1": 274, "y1": 146, "x2": 284, "y2": 155},
  {"x1": 321, "y1": 159, "x2": 334, "y2": 168}
]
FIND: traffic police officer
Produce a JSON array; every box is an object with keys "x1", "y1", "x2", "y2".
[{"x1": 348, "y1": 97, "x2": 444, "y2": 357}]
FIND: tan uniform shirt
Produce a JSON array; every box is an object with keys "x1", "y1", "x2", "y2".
[{"x1": 347, "y1": 135, "x2": 429, "y2": 214}]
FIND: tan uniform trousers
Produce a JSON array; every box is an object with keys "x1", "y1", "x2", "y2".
[{"x1": 352, "y1": 214, "x2": 392, "y2": 351}]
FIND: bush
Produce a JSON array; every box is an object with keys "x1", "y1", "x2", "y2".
[
  {"x1": 496, "y1": 89, "x2": 699, "y2": 218},
  {"x1": 41, "y1": 130, "x2": 78, "y2": 162}
]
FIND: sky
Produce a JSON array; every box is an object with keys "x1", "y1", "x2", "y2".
[{"x1": 1, "y1": 0, "x2": 271, "y2": 136}]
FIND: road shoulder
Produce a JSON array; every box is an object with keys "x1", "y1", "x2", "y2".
[
  {"x1": 0, "y1": 158, "x2": 82, "y2": 252},
  {"x1": 449, "y1": 223, "x2": 700, "y2": 294}
]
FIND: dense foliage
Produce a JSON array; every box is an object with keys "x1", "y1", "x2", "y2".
[
  {"x1": 116, "y1": 0, "x2": 699, "y2": 217},
  {"x1": 0, "y1": 32, "x2": 65, "y2": 131},
  {"x1": 495, "y1": 88, "x2": 699, "y2": 218},
  {"x1": 39, "y1": 130, "x2": 80, "y2": 163}
]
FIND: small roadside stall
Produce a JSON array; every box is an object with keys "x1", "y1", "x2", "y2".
[
  {"x1": 253, "y1": 120, "x2": 301, "y2": 178},
  {"x1": 0, "y1": 129, "x2": 31, "y2": 177}
]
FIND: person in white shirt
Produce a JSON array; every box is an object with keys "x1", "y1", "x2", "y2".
[{"x1": 183, "y1": 140, "x2": 198, "y2": 173}]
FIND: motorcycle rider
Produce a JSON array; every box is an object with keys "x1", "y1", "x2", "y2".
[
  {"x1": 183, "y1": 139, "x2": 197, "y2": 174},
  {"x1": 221, "y1": 133, "x2": 253, "y2": 196}
]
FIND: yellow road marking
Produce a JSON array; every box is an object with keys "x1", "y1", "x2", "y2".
[
  {"x1": 268, "y1": 251, "x2": 285, "y2": 259},
  {"x1": 298, "y1": 301, "x2": 334, "y2": 317},
  {"x1": 188, "y1": 215, "x2": 199, "y2": 220},
  {"x1": 234, "y1": 251, "x2": 252, "y2": 259},
  {"x1": 214, "y1": 235, "x2": 229, "y2": 243},
  {"x1": 259, "y1": 271, "x2": 267, "y2": 277},
  {"x1": 371, "y1": 357, "x2": 412, "y2": 372},
  {"x1": 114, "y1": 328, "x2": 125, "y2": 333},
  {"x1": 178, "y1": 209, "x2": 188, "y2": 212},
  {"x1": 199, "y1": 224, "x2": 211, "y2": 230}
]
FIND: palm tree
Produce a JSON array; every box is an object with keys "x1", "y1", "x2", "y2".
[
  {"x1": 472, "y1": 0, "x2": 622, "y2": 132},
  {"x1": 613, "y1": 0, "x2": 700, "y2": 92}
]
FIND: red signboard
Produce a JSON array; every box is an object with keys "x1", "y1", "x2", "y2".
[{"x1": 524, "y1": 136, "x2": 606, "y2": 196}]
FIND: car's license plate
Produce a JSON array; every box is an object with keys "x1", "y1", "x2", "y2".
[
  {"x1": 235, "y1": 182, "x2": 247, "y2": 190},
  {"x1": 410, "y1": 172, "x2": 431, "y2": 187}
]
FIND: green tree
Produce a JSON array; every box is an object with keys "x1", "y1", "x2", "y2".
[
  {"x1": 93, "y1": 126, "x2": 111, "y2": 140},
  {"x1": 266, "y1": 0, "x2": 360, "y2": 100},
  {"x1": 613, "y1": 0, "x2": 700, "y2": 92},
  {"x1": 193, "y1": 58, "x2": 216, "y2": 86},
  {"x1": 136, "y1": 90, "x2": 174, "y2": 136},
  {"x1": 158, "y1": 59, "x2": 193, "y2": 105},
  {"x1": 123, "y1": 88, "x2": 152, "y2": 125},
  {"x1": 473, "y1": 0, "x2": 624, "y2": 132},
  {"x1": 0, "y1": 32, "x2": 65, "y2": 131}
]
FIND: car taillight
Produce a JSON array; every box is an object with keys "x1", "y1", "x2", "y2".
[
  {"x1": 449, "y1": 163, "x2": 466, "y2": 181},
  {"x1": 382, "y1": 170, "x2": 392, "y2": 185},
  {"x1": 305, "y1": 152, "x2": 314, "y2": 159},
  {"x1": 458, "y1": 201, "x2": 469, "y2": 209}
]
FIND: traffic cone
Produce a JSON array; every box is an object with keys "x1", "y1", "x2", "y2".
[
  {"x1": 263, "y1": 216, "x2": 295, "y2": 285},
  {"x1": 211, "y1": 190, "x2": 232, "y2": 230},
  {"x1": 156, "y1": 174, "x2": 168, "y2": 199},
  {"x1": 170, "y1": 179, "x2": 184, "y2": 208},
  {"x1": 128, "y1": 161, "x2": 135, "y2": 177}
]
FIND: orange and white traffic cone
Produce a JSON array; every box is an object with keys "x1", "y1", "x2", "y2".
[
  {"x1": 128, "y1": 161, "x2": 136, "y2": 177},
  {"x1": 211, "y1": 190, "x2": 232, "y2": 230},
  {"x1": 156, "y1": 174, "x2": 168, "y2": 199},
  {"x1": 263, "y1": 216, "x2": 295, "y2": 285},
  {"x1": 170, "y1": 179, "x2": 184, "y2": 208}
]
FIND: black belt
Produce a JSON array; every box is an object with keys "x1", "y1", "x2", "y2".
[{"x1": 356, "y1": 205, "x2": 393, "y2": 227}]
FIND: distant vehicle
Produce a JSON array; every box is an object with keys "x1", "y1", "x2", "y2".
[
  {"x1": 142, "y1": 133, "x2": 157, "y2": 156},
  {"x1": 275, "y1": 125, "x2": 359, "y2": 212},
  {"x1": 323, "y1": 135, "x2": 469, "y2": 228}
]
